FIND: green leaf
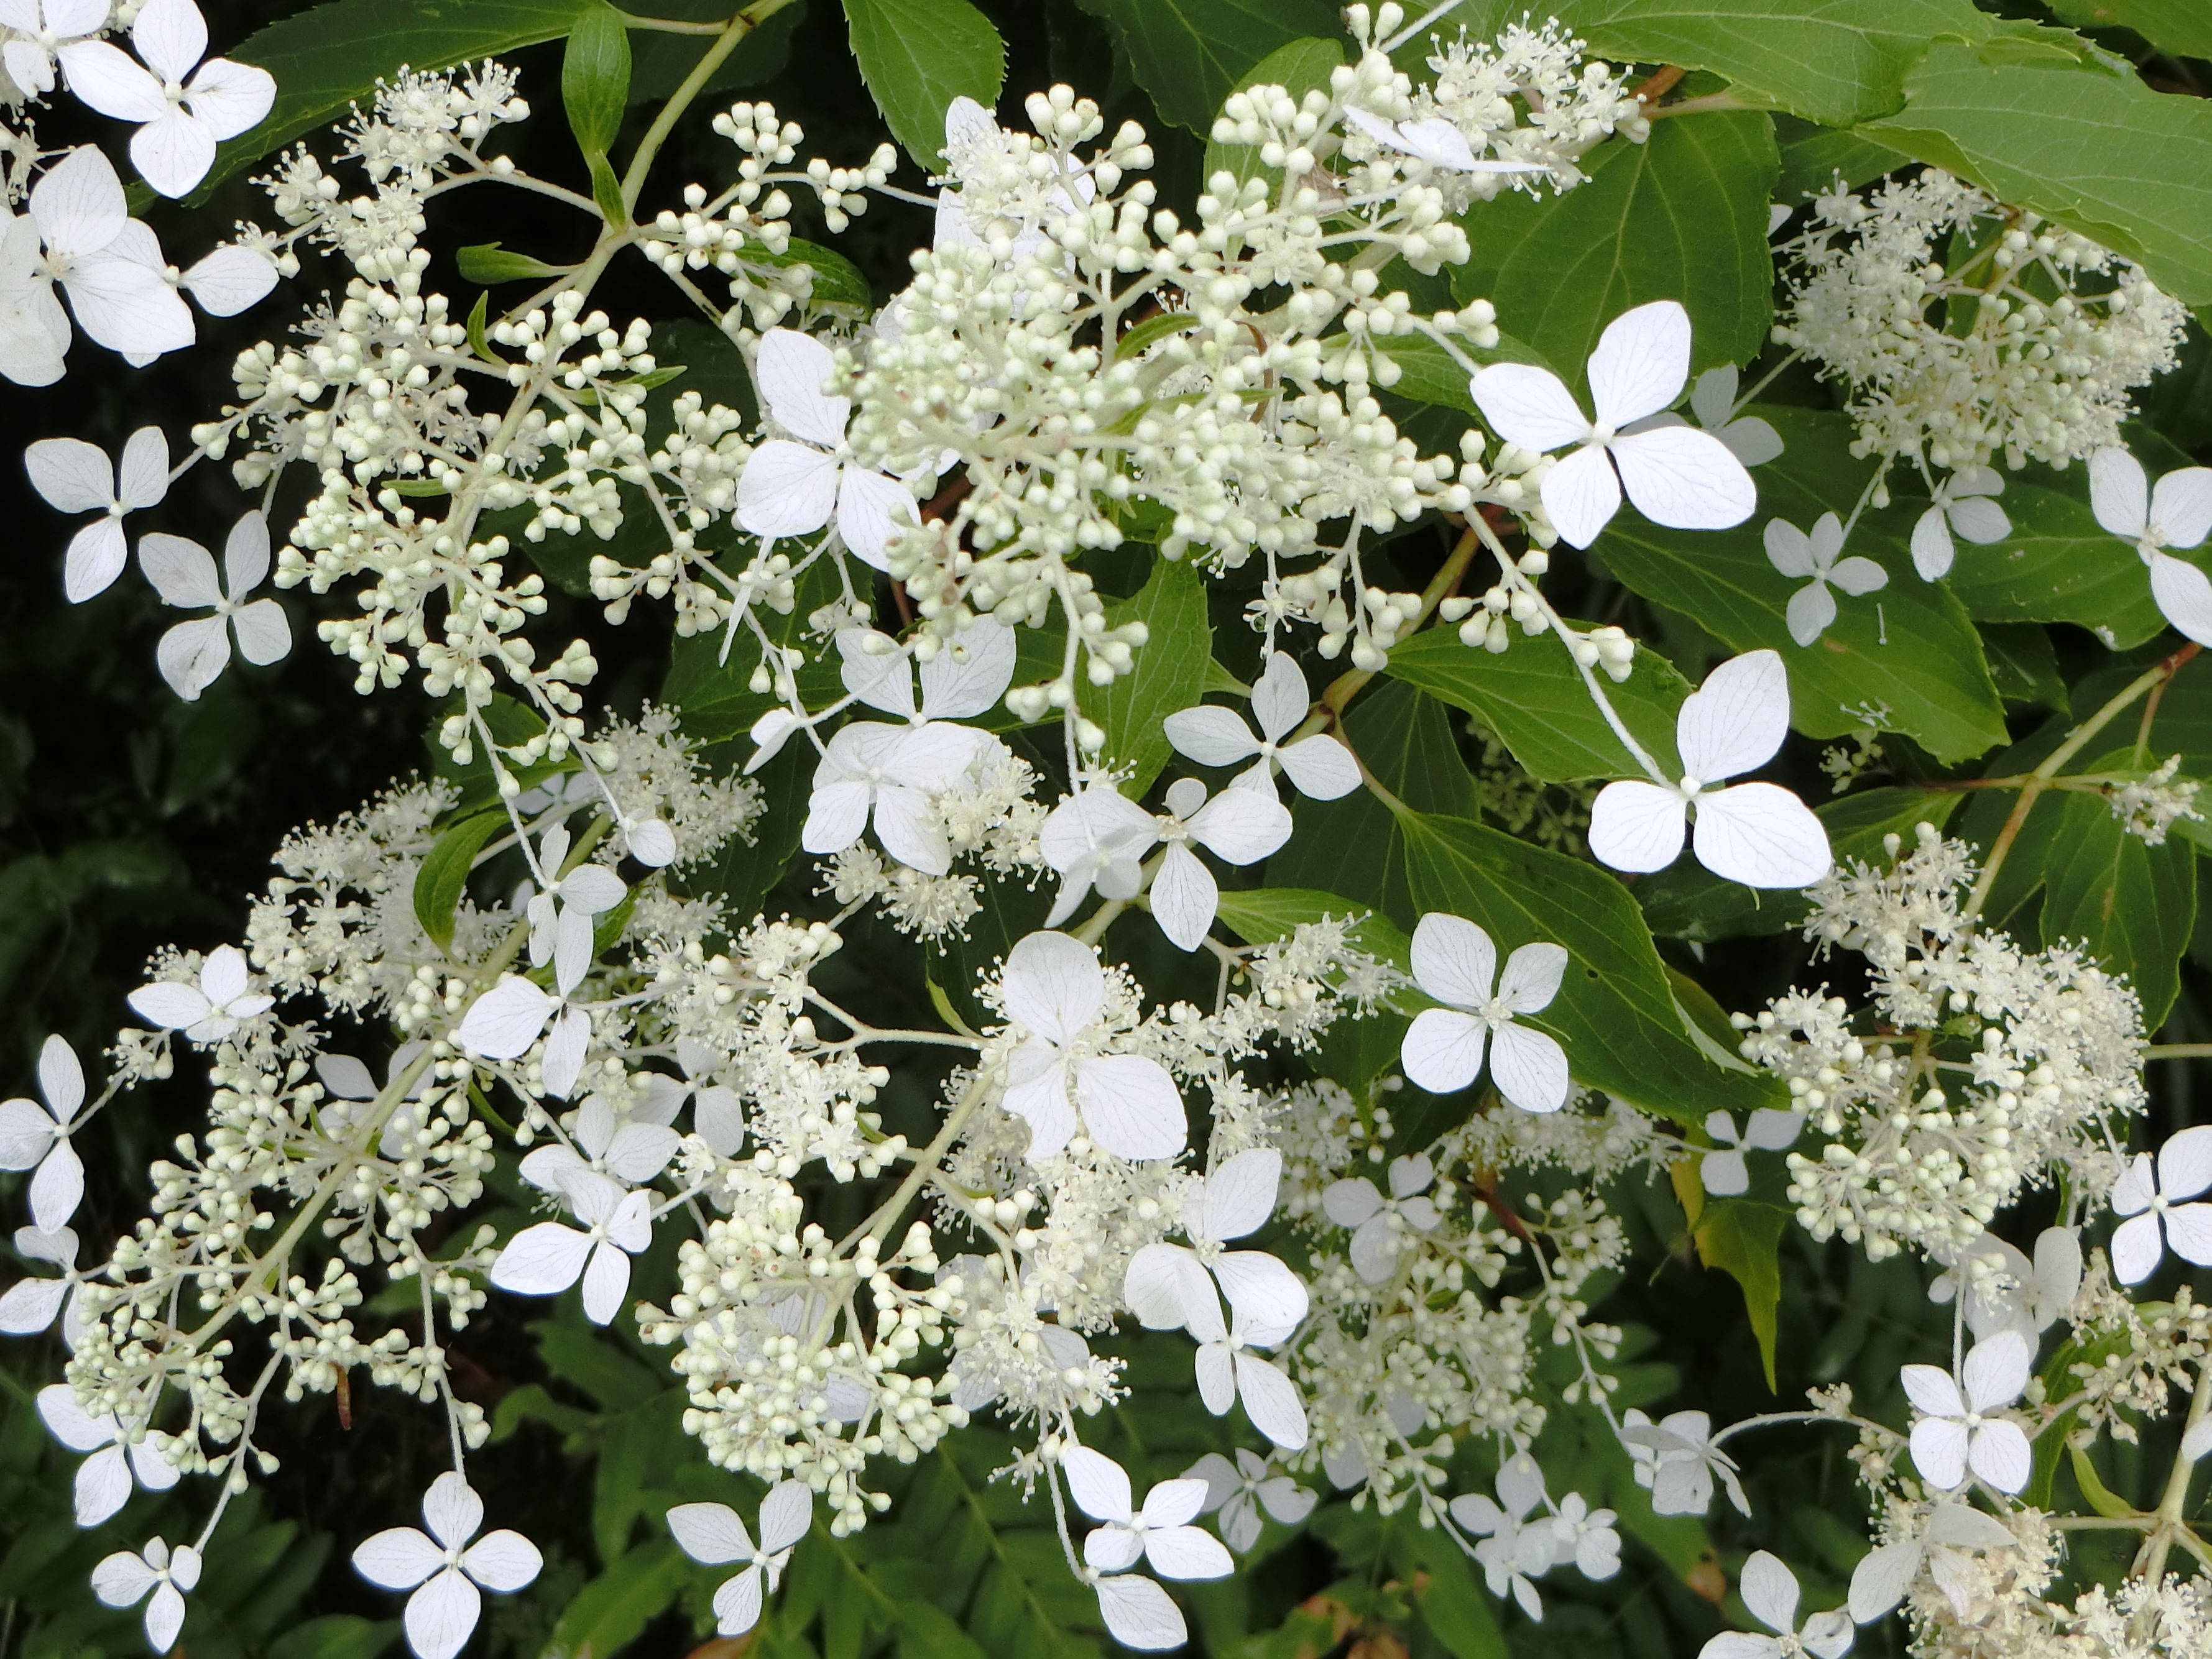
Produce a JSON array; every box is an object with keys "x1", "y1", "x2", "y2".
[
  {"x1": 1448, "y1": 111, "x2": 1781, "y2": 386},
  {"x1": 1774, "y1": 114, "x2": 1906, "y2": 203},
  {"x1": 1692, "y1": 1199, "x2": 1789, "y2": 1389},
  {"x1": 2047, "y1": 0, "x2": 2212, "y2": 59},
  {"x1": 563, "y1": 1, "x2": 632, "y2": 159},
  {"x1": 544, "y1": 1541, "x2": 691, "y2": 1659},
  {"x1": 1569, "y1": 0, "x2": 1999, "y2": 127},
  {"x1": 750, "y1": 237, "x2": 877, "y2": 316},
  {"x1": 841, "y1": 0, "x2": 1007, "y2": 167},
  {"x1": 1940, "y1": 483, "x2": 2173, "y2": 652},
  {"x1": 456, "y1": 242, "x2": 566, "y2": 285},
  {"x1": 411, "y1": 809, "x2": 504, "y2": 951},
  {"x1": 1384, "y1": 622, "x2": 1689, "y2": 783},
  {"x1": 1398, "y1": 811, "x2": 1787, "y2": 1121},
  {"x1": 1639, "y1": 788, "x2": 1961, "y2": 940},
  {"x1": 589, "y1": 151, "x2": 627, "y2": 223},
  {"x1": 2069, "y1": 1443, "x2": 2141, "y2": 1519},
  {"x1": 185, "y1": 0, "x2": 593, "y2": 205},
  {"x1": 1370, "y1": 332, "x2": 1551, "y2": 414},
  {"x1": 2032, "y1": 756, "x2": 2196, "y2": 1027},
  {"x1": 1212, "y1": 888, "x2": 1416, "y2": 990},
  {"x1": 1593, "y1": 406, "x2": 2009, "y2": 763},
  {"x1": 1072, "y1": 0, "x2": 1342, "y2": 134},
  {"x1": 1092, "y1": 558, "x2": 1213, "y2": 797},
  {"x1": 1978, "y1": 622, "x2": 2068, "y2": 711},
  {"x1": 1862, "y1": 42, "x2": 2212, "y2": 306},
  {"x1": 1199, "y1": 35, "x2": 1342, "y2": 188},
  {"x1": 264, "y1": 1616, "x2": 400, "y2": 1659},
  {"x1": 898, "y1": 1601, "x2": 995, "y2": 1659}
]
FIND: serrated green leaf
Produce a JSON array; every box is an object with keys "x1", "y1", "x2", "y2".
[
  {"x1": 1199, "y1": 35, "x2": 1342, "y2": 188},
  {"x1": 1074, "y1": 0, "x2": 1342, "y2": 134},
  {"x1": 1692, "y1": 1198, "x2": 1788, "y2": 1389},
  {"x1": 1449, "y1": 110, "x2": 1781, "y2": 386},
  {"x1": 544, "y1": 1540, "x2": 691, "y2": 1659},
  {"x1": 1384, "y1": 622, "x2": 1690, "y2": 783},
  {"x1": 1093, "y1": 557, "x2": 1212, "y2": 797},
  {"x1": 1398, "y1": 811, "x2": 1787, "y2": 1121},
  {"x1": 563, "y1": 1, "x2": 632, "y2": 159},
  {"x1": 2048, "y1": 0, "x2": 2212, "y2": 60},
  {"x1": 1570, "y1": 0, "x2": 1999, "y2": 127},
  {"x1": 1594, "y1": 406, "x2": 2009, "y2": 763},
  {"x1": 842, "y1": 0, "x2": 1007, "y2": 167},
  {"x1": 411, "y1": 809, "x2": 504, "y2": 951},
  {"x1": 456, "y1": 242, "x2": 566, "y2": 285},
  {"x1": 1863, "y1": 43, "x2": 2212, "y2": 305}
]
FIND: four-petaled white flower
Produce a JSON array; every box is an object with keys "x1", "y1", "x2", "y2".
[
  {"x1": 1902, "y1": 1331, "x2": 2033, "y2": 1494},
  {"x1": 0, "y1": 0, "x2": 107, "y2": 96},
  {"x1": 127, "y1": 943, "x2": 273, "y2": 1044},
  {"x1": 736, "y1": 328, "x2": 919, "y2": 569},
  {"x1": 1399, "y1": 912, "x2": 1569, "y2": 1113},
  {"x1": 1150, "y1": 777, "x2": 1293, "y2": 951},
  {"x1": 1341, "y1": 105, "x2": 1542, "y2": 175},
  {"x1": 668, "y1": 1481, "x2": 812, "y2": 1638},
  {"x1": 1447, "y1": 1453, "x2": 1555, "y2": 1620},
  {"x1": 997, "y1": 930, "x2": 1186, "y2": 1161},
  {"x1": 804, "y1": 720, "x2": 984, "y2": 876},
  {"x1": 2089, "y1": 445, "x2": 2212, "y2": 647},
  {"x1": 0, "y1": 1034, "x2": 85, "y2": 1230},
  {"x1": 1848, "y1": 1500, "x2": 2014, "y2": 1623},
  {"x1": 525, "y1": 822, "x2": 627, "y2": 995},
  {"x1": 91, "y1": 1537, "x2": 200, "y2": 1654},
  {"x1": 351, "y1": 1473, "x2": 542, "y2": 1659},
  {"x1": 1697, "y1": 1551, "x2": 1852, "y2": 1659},
  {"x1": 1125, "y1": 1149, "x2": 1308, "y2": 1331},
  {"x1": 1039, "y1": 786, "x2": 1161, "y2": 924},
  {"x1": 1910, "y1": 467, "x2": 2009, "y2": 581},
  {"x1": 1620, "y1": 1408, "x2": 1751, "y2": 1517},
  {"x1": 1698, "y1": 1108, "x2": 1802, "y2": 1197},
  {"x1": 1184, "y1": 1450, "x2": 1316, "y2": 1553},
  {"x1": 458, "y1": 906, "x2": 596, "y2": 1096},
  {"x1": 1470, "y1": 300, "x2": 1756, "y2": 549},
  {"x1": 1322, "y1": 1153, "x2": 1441, "y2": 1284},
  {"x1": 0, "y1": 145, "x2": 195, "y2": 380},
  {"x1": 24, "y1": 423, "x2": 168, "y2": 600},
  {"x1": 1549, "y1": 1493, "x2": 1621, "y2": 1582},
  {"x1": 632, "y1": 1037, "x2": 745, "y2": 1157},
  {"x1": 1931, "y1": 1225, "x2": 2081, "y2": 1341},
  {"x1": 519, "y1": 1093, "x2": 680, "y2": 1200},
  {"x1": 1764, "y1": 513, "x2": 1887, "y2": 647},
  {"x1": 1163, "y1": 651, "x2": 1361, "y2": 801},
  {"x1": 1641, "y1": 365, "x2": 1783, "y2": 468},
  {"x1": 489, "y1": 1169, "x2": 653, "y2": 1325},
  {"x1": 55, "y1": 0, "x2": 275, "y2": 199},
  {"x1": 839, "y1": 618, "x2": 1015, "y2": 728},
  {"x1": 1065, "y1": 1446, "x2": 1233, "y2": 1583},
  {"x1": 137, "y1": 510, "x2": 291, "y2": 701},
  {"x1": 2108, "y1": 1125, "x2": 2212, "y2": 1285},
  {"x1": 37, "y1": 1384, "x2": 178, "y2": 1526},
  {"x1": 1588, "y1": 650, "x2": 1831, "y2": 888},
  {"x1": 0, "y1": 1223, "x2": 88, "y2": 1344}
]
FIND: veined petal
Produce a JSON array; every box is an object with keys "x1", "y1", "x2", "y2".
[
  {"x1": 2149, "y1": 551, "x2": 2212, "y2": 648},
  {"x1": 230, "y1": 599, "x2": 290, "y2": 667},
  {"x1": 57, "y1": 40, "x2": 167, "y2": 123},
  {"x1": 2088, "y1": 446, "x2": 2149, "y2": 540},
  {"x1": 579, "y1": 1238, "x2": 632, "y2": 1324},
  {"x1": 129, "y1": 109, "x2": 216, "y2": 200},
  {"x1": 63, "y1": 246, "x2": 195, "y2": 356},
  {"x1": 25, "y1": 436, "x2": 114, "y2": 512},
  {"x1": 667, "y1": 1502, "x2": 755, "y2": 1566},
  {"x1": 1587, "y1": 780, "x2": 1687, "y2": 873},
  {"x1": 1762, "y1": 518, "x2": 1815, "y2": 579},
  {"x1": 137, "y1": 531, "x2": 220, "y2": 608},
  {"x1": 869, "y1": 783, "x2": 952, "y2": 875},
  {"x1": 1947, "y1": 495, "x2": 2009, "y2": 545},
  {"x1": 1124, "y1": 1243, "x2": 1209, "y2": 1330},
  {"x1": 1074, "y1": 1054, "x2": 1186, "y2": 1161},
  {"x1": 489, "y1": 1222, "x2": 593, "y2": 1297},
  {"x1": 1470, "y1": 362, "x2": 1590, "y2": 453},
  {"x1": 29, "y1": 1139, "x2": 84, "y2": 1231},
  {"x1": 836, "y1": 464, "x2": 916, "y2": 571},
  {"x1": 1488, "y1": 1022, "x2": 1569, "y2": 1114},
  {"x1": 1587, "y1": 300, "x2": 1691, "y2": 428},
  {"x1": 1145, "y1": 1523, "x2": 1235, "y2": 1581},
  {"x1": 753, "y1": 328, "x2": 849, "y2": 448},
  {"x1": 1400, "y1": 1007, "x2": 1487, "y2": 1095},
  {"x1": 1210, "y1": 1250, "x2": 1308, "y2": 1332},
  {"x1": 916, "y1": 618, "x2": 1016, "y2": 720},
  {"x1": 1830, "y1": 555, "x2": 1888, "y2": 597},
  {"x1": 1611, "y1": 425, "x2": 1756, "y2": 532},
  {"x1": 712, "y1": 1564, "x2": 765, "y2": 1637},
  {"x1": 1679, "y1": 650, "x2": 1790, "y2": 781},
  {"x1": 461, "y1": 1531, "x2": 541, "y2": 1594},
  {"x1": 180, "y1": 57, "x2": 273, "y2": 141},
  {"x1": 402, "y1": 1568, "x2": 482, "y2": 1659},
  {"x1": 758, "y1": 1480, "x2": 813, "y2": 1555},
  {"x1": 1785, "y1": 579, "x2": 1836, "y2": 648},
  {"x1": 1736, "y1": 1551, "x2": 1800, "y2": 1637},
  {"x1": 1276, "y1": 733, "x2": 1361, "y2": 799},
  {"x1": 2109, "y1": 1211, "x2": 2165, "y2": 1284},
  {"x1": 1968, "y1": 1421, "x2": 2031, "y2": 1494},
  {"x1": 1149, "y1": 841, "x2": 1218, "y2": 952},
  {"x1": 2152, "y1": 467, "x2": 2212, "y2": 551},
  {"x1": 1192, "y1": 1148, "x2": 1279, "y2": 1243},
  {"x1": 1961, "y1": 1331, "x2": 2029, "y2": 1411},
  {"x1": 458, "y1": 976, "x2": 555, "y2": 1060},
  {"x1": 1094, "y1": 1573, "x2": 1186, "y2": 1650},
  {"x1": 1693, "y1": 783, "x2": 1832, "y2": 888},
  {"x1": 1001, "y1": 931, "x2": 1104, "y2": 1044},
  {"x1": 1409, "y1": 911, "x2": 1496, "y2": 1008},
  {"x1": 352, "y1": 1528, "x2": 444, "y2": 1592},
  {"x1": 1539, "y1": 441, "x2": 1622, "y2": 549},
  {"x1": 155, "y1": 615, "x2": 231, "y2": 701},
  {"x1": 1248, "y1": 650, "x2": 1310, "y2": 742},
  {"x1": 1163, "y1": 705, "x2": 1261, "y2": 767},
  {"x1": 2160, "y1": 1126, "x2": 2212, "y2": 1200},
  {"x1": 1235, "y1": 1353, "x2": 1308, "y2": 1450},
  {"x1": 421, "y1": 1472, "x2": 484, "y2": 1553},
  {"x1": 1498, "y1": 942, "x2": 1566, "y2": 1013},
  {"x1": 1900, "y1": 1363, "x2": 1965, "y2": 1419},
  {"x1": 734, "y1": 439, "x2": 839, "y2": 538},
  {"x1": 1061, "y1": 1445, "x2": 1133, "y2": 1523},
  {"x1": 131, "y1": 0, "x2": 206, "y2": 83}
]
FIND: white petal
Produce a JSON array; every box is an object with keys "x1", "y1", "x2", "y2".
[
  {"x1": 420, "y1": 1473, "x2": 484, "y2": 1553},
  {"x1": 1095, "y1": 1574, "x2": 1186, "y2": 1650},
  {"x1": 802, "y1": 778, "x2": 875, "y2": 857},
  {"x1": 1276, "y1": 734, "x2": 1361, "y2": 799},
  {"x1": 1785, "y1": 580, "x2": 1835, "y2": 648},
  {"x1": 461, "y1": 1531, "x2": 541, "y2": 1594},
  {"x1": 1074, "y1": 1054, "x2": 1186, "y2": 1162},
  {"x1": 1801, "y1": 1611, "x2": 1854, "y2": 1659},
  {"x1": 2112, "y1": 1152, "x2": 2156, "y2": 1216},
  {"x1": 67, "y1": 1443, "x2": 123, "y2": 1523},
  {"x1": 2149, "y1": 552, "x2": 2212, "y2": 648},
  {"x1": 220, "y1": 508, "x2": 269, "y2": 596},
  {"x1": 1947, "y1": 495, "x2": 2009, "y2": 545},
  {"x1": 126, "y1": 981, "x2": 208, "y2": 1031},
  {"x1": 1194, "y1": 1340, "x2": 1236, "y2": 1412},
  {"x1": 1061, "y1": 1445, "x2": 1133, "y2": 1523},
  {"x1": 758, "y1": 1480, "x2": 813, "y2": 1555},
  {"x1": 1001, "y1": 931, "x2": 1103, "y2": 1045},
  {"x1": 91, "y1": 1548, "x2": 157, "y2": 1607},
  {"x1": 1211, "y1": 1250, "x2": 1309, "y2": 1332},
  {"x1": 1847, "y1": 1542, "x2": 1919, "y2": 1623},
  {"x1": 579, "y1": 1239, "x2": 631, "y2": 1323},
  {"x1": 129, "y1": 109, "x2": 216, "y2": 199},
  {"x1": 154, "y1": 616, "x2": 228, "y2": 699},
  {"x1": 1540, "y1": 441, "x2": 1623, "y2": 549},
  {"x1": 1150, "y1": 842, "x2": 1218, "y2": 952},
  {"x1": 2167, "y1": 1203, "x2": 2212, "y2": 1266},
  {"x1": 2090, "y1": 447, "x2": 2149, "y2": 540},
  {"x1": 1320, "y1": 1177, "x2": 1381, "y2": 1229},
  {"x1": 24, "y1": 436, "x2": 114, "y2": 512},
  {"x1": 1700, "y1": 1149, "x2": 1749, "y2": 1196},
  {"x1": 1763, "y1": 518, "x2": 1815, "y2": 579},
  {"x1": 230, "y1": 599, "x2": 290, "y2": 667},
  {"x1": 1248, "y1": 651, "x2": 1311, "y2": 742},
  {"x1": 489, "y1": 1222, "x2": 593, "y2": 1297},
  {"x1": 36, "y1": 1034, "x2": 82, "y2": 1119},
  {"x1": 1909, "y1": 1419, "x2": 1970, "y2": 1489},
  {"x1": 1401, "y1": 1007, "x2": 1487, "y2": 1095},
  {"x1": 1234, "y1": 1353, "x2": 1308, "y2": 1450},
  {"x1": 132, "y1": 0, "x2": 206, "y2": 81},
  {"x1": 63, "y1": 519, "x2": 127, "y2": 602},
  {"x1": 1409, "y1": 911, "x2": 1496, "y2": 1008},
  {"x1": 1163, "y1": 705, "x2": 1261, "y2": 767},
  {"x1": 1587, "y1": 780, "x2": 1687, "y2": 873},
  {"x1": 1611, "y1": 425, "x2": 1756, "y2": 531},
  {"x1": 1497, "y1": 942, "x2": 1565, "y2": 1014},
  {"x1": 29, "y1": 1139, "x2": 84, "y2": 1231},
  {"x1": 1690, "y1": 365, "x2": 1736, "y2": 429},
  {"x1": 916, "y1": 620, "x2": 1016, "y2": 720},
  {"x1": 869, "y1": 783, "x2": 952, "y2": 875},
  {"x1": 0, "y1": 1277, "x2": 67, "y2": 1334},
  {"x1": 1737, "y1": 1551, "x2": 1800, "y2": 1637},
  {"x1": 1488, "y1": 1022, "x2": 1569, "y2": 1114},
  {"x1": 2159, "y1": 1126, "x2": 2212, "y2": 1200},
  {"x1": 2110, "y1": 1211, "x2": 2165, "y2": 1284},
  {"x1": 1187, "y1": 786, "x2": 1292, "y2": 865},
  {"x1": 1901, "y1": 1364, "x2": 1965, "y2": 1419},
  {"x1": 352, "y1": 1528, "x2": 444, "y2": 1592},
  {"x1": 1125, "y1": 1243, "x2": 1207, "y2": 1329},
  {"x1": 1588, "y1": 301, "x2": 1691, "y2": 428},
  {"x1": 1679, "y1": 650, "x2": 1789, "y2": 781},
  {"x1": 1194, "y1": 1148, "x2": 1279, "y2": 1243},
  {"x1": 181, "y1": 244, "x2": 277, "y2": 315},
  {"x1": 753, "y1": 328, "x2": 849, "y2": 448},
  {"x1": 403, "y1": 1568, "x2": 482, "y2": 1659},
  {"x1": 1145, "y1": 1523, "x2": 1235, "y2": 1581},
  {"x1": 137, "y1": 531, "x2": 220, "y2": 608},
  {"x1": 1968, "y1": 1422, "x2": 2031, "y2": 1494},
  {"x1": 459, "y1": 977, "x2": 555, "y2": 1061},
  {"x1": 66, "y1": 246, "x2": 195, "y2": 357},
  {"x1": 667, "y1": 1502, "x2": 754, "y2": 1566},
  {"x1": 180, "y1": 57, "x2": 272, "y2": 141},
  {"x1": 734, "y1": 439, "x2": 839, "y2": 538},
  {"x1": 1830, "y1": 556, "x2": 1887, "y2": 597},
  {"x1": 836, "y1": 465, "x2": 916, "y2": 571},
  {"x1": 712, "y1": 1564, "x2": 765, "y2": 1637},
  {"x1": 144, "y1": 1581, "x2": 187, "y2": 1653},
  {"x1": 1694, "y1": 783, "x2": 1832, "y2": 888},
  {"x1": 59, "y1": 39, "x2": 167, "y2": 122},
  {"x1": 1002, "y1": 1047, "x2": 1076, "y2": 1159},
  {"x1": 1470, "y1": 362, "x2": 1590, "y2": 452},
  {"x1": 38, "y1": 1383, "x2": 111, "y2": 1452},
  {"x1": 2152, "y1": 467, "x2": 2212, "y2": 550},
  {"x1": 1721, "y1": 416, "x2": 1784, "y2": 467},
  {"x1": 1961, "y1": 1331, "x2": 2029, "y2": 1412}
]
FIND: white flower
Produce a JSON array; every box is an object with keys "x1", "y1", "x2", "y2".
[
  {"x1": 0, "y1": 0, "x2": 106, "y2": 96},
  {"x1": 1322, "y1": 1153, "x2": 1441, "y2": 1284},
  {"x1": 1764, "y1": 513, "x2": 1886, "y2": 647},
  {"x1": 351, "y1": 1473, "x2": 542, "y2": 1659},
  {"x1": 0, "y1": 1033, "x2": 85, "y2": 1230},
  {"x1": 25, "y1": 425, "x2": 168, "y2": 602},
  {"x1": 1470, "y1": 300, "x2": 1756, "y2": 548},
  {"x1": 2108, "y1": 1125, "x2": 2212, "y2": 1285},
  {"x1": 997, "y1": 931, "x2": 1185, "y2": 1161},
  {"x1": 524, "y1": 823, "x2": 627, "y2": 994},
  {"x1": 1399, "y1": 912, "x2": 1569, "y2": 1113},
  {"x1": 668, "y1": 1482, "x2": 811, "y2": 1638},
  {"x1": 1698, "y1": 1551, "x2": 1852, "y2": 1659},
  {"x1": 1847, "y1": 1500, "x2": 2014, "y2": 1622},
  {"x1": 1, "y1": 145, "x2": 195, "y2": 374},
  {"x1": 1698, "y1": 1108, "x2": 1802, "y2": 1197},
  {"x1": 632, "y1": 1038, "x2": 745, "y2": 1157},
  {"x1": 1548, "y1": 1494, "x2": 1621, "y2": 1581},
  {"x1": 1187, "y1": 1296, "x2": 1306, "y2": 1450},
  {"x1": 1448, "y1": 1453, "x2": 1556, "y2": 1619},
  {"x1": 1341, "y1": 105, "x2": 1542, "y2": 174},
  {"x1": 488, "y1": 1169, "x2": 653, "y2": 1325},
  {"x1": 456, "y1": 973, "x2": 579, "y2": 1079},
  {"x1": 91, "y1": 1537, "x2": 200, "y2": 1653},
  {"x1": 136, "y1": 510, "x2": 291, "y2": 701},
  {"x1": 1064, "y1": 1446, "x2": 1233, "y2": 1583},
  {"x1": 838, "y1": 618, "x2": 1015, "y2": 726},
  {"x1": 804, "y1": 720, "x2": 983, "y2": 876},
  {"x1": 37, "y1": 1385, "x2": 178, "y2": 1525},
  {"x1": 0, "y1": 1223, "x2": 88, "y2": 1344},
  {"x1": 1909, "y1": 467, "x2": 2009, "y2": 581},
  {"x1": 1125, "y1": 1149, "x2": 1308, "y2": 1331},
  {"x1": 1039, "y1": 786, "x2": 1161, "y2": 925},
  {"x1": 2088, "y1": 445, "x2": 2212, "y2": 646},
  {"x1": 519, "y1": 1093, "x2": 680, "y2": 1200},
  {"x1": 736, "y1": 328, "x2": 917, "y2": 569},
  {"x1": 127, "y1": 943, "x2": 273, "y2": 1044},
  {"x1": 1149, "y1": 777, "x2": 1293, "y2": 951},
  {"x1": 1930, "y1": 1225, "x2": 2081, "y2": 1340},
  {"x1": 1587, "y1": 650, "x2": 1831, "y2": 888},
  {"x1": 1619, "y1": 1409, "x2": 1749, "y2": 1517},
  {"x1": 1183, "y1": 1450, "x2": 1316, "y2": 1553},
  {"x1": 1162, "y1": 651, "x2": 1361, "y2": 801},
  {"x1": 55, "y1": 0, "x2": 275, "y2": 199},
  {"x1": 1902, "y1": 1331, "x2": 2033, "y2": 1494}
]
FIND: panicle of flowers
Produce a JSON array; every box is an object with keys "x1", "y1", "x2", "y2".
[{"x1": 2106, "y1": 753, "x2": 2203, "y2": 845}]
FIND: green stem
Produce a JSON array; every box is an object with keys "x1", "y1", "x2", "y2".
[{"x1": 620, "y1": 0, "x2": 796, "y2": 213}]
